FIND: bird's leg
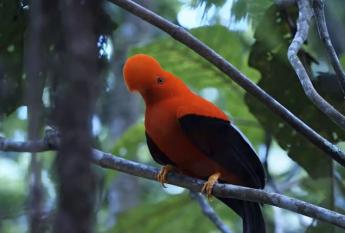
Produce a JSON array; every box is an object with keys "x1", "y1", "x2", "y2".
[
  {"x1": 201, "y1": 172, "x2": 221, "y2": 199},
  {"x1": 156, "y1": 164, "x2": 174, "y2": 187}
]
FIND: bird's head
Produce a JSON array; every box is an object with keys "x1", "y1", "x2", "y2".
[{"x1": 123, "y1": 54, "x2": 189, "y2": 104}]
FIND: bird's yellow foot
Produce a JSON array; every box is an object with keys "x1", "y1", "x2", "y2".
[
  {"x1": 156, "y1": 165, "x2": 174, "y2": 188},
  {"x1": 201, "y1": 172, "x2": 221, "y2": 199}
]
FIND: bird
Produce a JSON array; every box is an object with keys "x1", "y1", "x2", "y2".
[{"x1": 123, "y1": 54, "x2": 266, "y2": 233}]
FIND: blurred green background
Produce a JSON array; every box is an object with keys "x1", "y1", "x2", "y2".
[{"x1": 1, "y1": 0, "x2": 345, "y2": 232}]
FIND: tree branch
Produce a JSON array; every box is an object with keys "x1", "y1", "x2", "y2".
[
  {"x1": 312, "y1": 0, "x2": 345, "y2": 95},
  {"x1": 107, "y1": 0, "x2": 345, "y2": 167},
  {"x1": 190, "y1": 191, "x2": 234, "y2": 233},
  {"x1": 0, "y1": 137, "x2": 50, "y2": 152},
  {"x1": 287, "y1": 0, "x2": 345, "y2": 130},
  {"x1": 1, "y1": 136, "x2": 345, "y2": 230}
]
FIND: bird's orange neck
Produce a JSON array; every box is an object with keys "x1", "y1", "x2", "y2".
[{"x1": 141, "y1": 81, "x2": 191, "y2": 106}]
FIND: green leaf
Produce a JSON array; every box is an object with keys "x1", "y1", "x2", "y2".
[
  {"x1": 0, "y1": 158, "x2": 26, "y2": 221},
  {"x1": 112, "y1": 123, "x2": 146, "y2": 161},
  {"x1": 231, "y1": 0, "x2": 273, "y2": 27},
  {"x1": 340, "y1": 55, "x2": 345, "y2": 70},
  {"x1": 190, "y1": 0, "x2": 227, "y2": 9},
  {"x1": 152, "y1": 0, "x2": 182, "y2": 20},
  {"x1": 104, "y1": 123, "x2": 148, "y2": 187}
]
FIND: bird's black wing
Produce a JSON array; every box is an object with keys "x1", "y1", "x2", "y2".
[
  {"x1": 145, "y1": 132, "x2": 175, "y2": 166},
  {"x1": 178, "y1": 114, "x2": 265, "y2": 189}
]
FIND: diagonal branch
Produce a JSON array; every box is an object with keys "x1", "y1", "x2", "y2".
[
  {"x1": 312, "y1": 0, "x2": 345, "y2": 95},
  {"x1": 1, "y1": 135, "x2": 345, "y2": 230},
  {"x1": 107, "y1": 0, "x2": 345, "y2": 167},
  {"x1": 190, "y1": 191, "x2": 234, "y2": 233},
  {"x1": 287, "y1": 0, "x2": 345, "y2": 130}
]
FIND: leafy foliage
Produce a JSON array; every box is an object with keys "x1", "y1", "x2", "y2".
[
  {"x1": 190, "y1": 0, "x2": 227, "y2": 9},
  {"x1": 188, "y1": 0, "x2": 273, "y2": 28},
  {"x1": 245, "y1": 5, "x2": 345, "y2": 178},
  {"x1": 231, "y1": 0, "x2": 273, "y2": 26},
  {"x1": 153, "y1": 0, "x2": 182, "y2": 20},
  {"x1": 242, "y1": 6, "x2": 345, "y2": 231},
  {"x1": 110, "y1": 193, "x2": 242, "y2": 233},
  {"x1": 112, "y1": 123, "x2": 146, "y2": 161},
  {"x1": 0, "y1": 0, "x2": 26, "y2": 117},
  {"x1": 0, "y1": 174, "x2": 25, "y2": 219},
  {"x1": 340, "y1": 55, "x2": 345, "y2": 69}
]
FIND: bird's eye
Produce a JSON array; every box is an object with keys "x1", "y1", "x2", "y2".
[{"x1": 157, "y1": 77, "x2": 165, "y2": 84}]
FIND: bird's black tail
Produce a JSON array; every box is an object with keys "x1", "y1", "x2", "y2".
[{"x1": 218, "y1": 198, "x2": 266, "y2": 233}]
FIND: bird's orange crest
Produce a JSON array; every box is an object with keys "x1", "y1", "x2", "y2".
[
  {"x1": 123, "y1": 54, "x2": 189, "y2": 104},
  {"x1": 123, "y1": 54, "x2": 162, "y2": 92}
]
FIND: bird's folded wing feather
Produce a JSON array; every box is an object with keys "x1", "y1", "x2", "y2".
[
  {"x1": 178, "y1": 114, "x2": 265, "y2": 189},
  {"x1": 145, "y1": 132, "x2": 175, "y2": 166}
]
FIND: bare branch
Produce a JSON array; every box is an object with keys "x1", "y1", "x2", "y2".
[
  {"x1": 287, "y1": 0, "x2": 345, "y2": 130},
  {"x1": 88, "y1": 150, "x2": 345, "y2": 230},
  {"x1": 312, "y1": 0, "x2": 345, "y2": 94},
  {"x1": 1, "y1": 136, "x2": 345, "y2": 230},
  {"x1": 190, "y1": 192, "x2": 234, "y2": 233},
  {"x1": 0, "y1": 137, "x2": 50, "y2": 152},
  {"x1": 0, "y1": 128, "x2": 59, "y2": 152},
  {"x1": 107, "y1": 0, "x2": 345, "y2": 167}
]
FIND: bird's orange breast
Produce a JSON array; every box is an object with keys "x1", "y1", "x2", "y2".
[{"x1": 145, "y1": 96, "x2": 241, "y2": 184}]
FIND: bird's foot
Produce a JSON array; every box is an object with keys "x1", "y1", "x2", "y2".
[
  {"x1": 156, "y1": 165, "x2": 174, "y2": 188},
  {"x1": 201, "y1": 172, "x2": 221, "y2": 199}
]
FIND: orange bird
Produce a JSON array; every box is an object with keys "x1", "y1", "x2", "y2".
[{"x1": 123, "y1": 54, "x2": 266, "y2": 233}]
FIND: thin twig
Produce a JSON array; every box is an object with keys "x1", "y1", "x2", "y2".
[
  {"x1": 287, "y1": 0, "x2": 345, "y2": 130},
  {"x1": 1, "y1": 136, "x2": 345, "y2": 230},
  {"x1": 108, "y1": 0, "x2": 345, "y2": 167},
  {"x1": 312, "y1": 0, "x2": 345, "y2": 95},
  {"x1": 190, "y1": 191, "x2": 233, "y2": 233}
]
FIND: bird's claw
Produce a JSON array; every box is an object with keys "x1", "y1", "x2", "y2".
[
  {"x1": 201, "y1": 172, "x2": 221, "y2": 199},
  {"x1": 156, "y1": 165, "x2": 174, "y2": 188}
]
